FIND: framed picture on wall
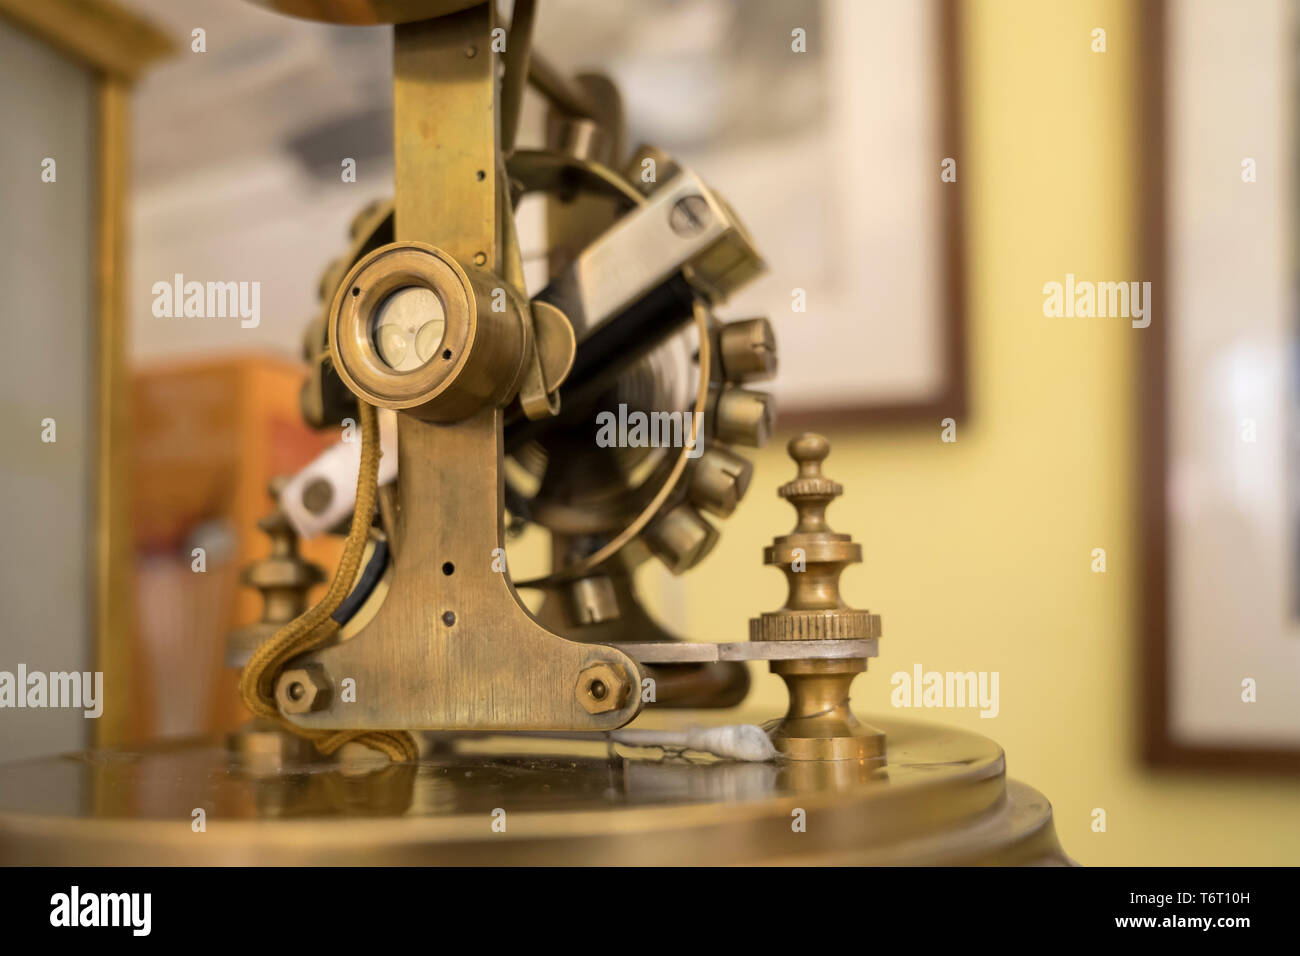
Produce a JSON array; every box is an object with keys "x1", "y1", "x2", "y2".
[
  {"x1": 1141, "y1": 0, "x2": 1300, "y2": 772},
  {"x1": 528, "y1": 0, "x2": 966, "y2": 424}
]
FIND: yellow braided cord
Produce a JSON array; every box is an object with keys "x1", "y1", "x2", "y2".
[{"x1": 239, "y1": 402, "x2": 419, "y2": 762}]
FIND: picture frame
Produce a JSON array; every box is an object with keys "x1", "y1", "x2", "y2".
[
  {"x1": 527, "y1": 0, "x2": 966, "y2": 426},
  {"x1": 1139, "y1": 0, "x2": 1300, "y2": 772}
]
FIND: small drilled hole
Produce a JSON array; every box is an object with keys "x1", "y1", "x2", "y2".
[
  {"x1": 351, "y1": 287, "x2": 360, "y2": 297},
  {"x1": 442, "y1": 610, "x2": 456, "y2": 626},
  {"x1": 442, "y1": 561, "x2": 455, "y2": 576},
  {"x1": 442, "y1": 349, "x2": 452, "y2": 360},
  {"x1": 476, "y1": 170, "x2": 486, "y2": 181}
]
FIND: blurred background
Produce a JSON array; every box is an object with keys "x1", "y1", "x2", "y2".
[{"x1": 1, "y1": 0, "x2": 1297, "y2": 865}]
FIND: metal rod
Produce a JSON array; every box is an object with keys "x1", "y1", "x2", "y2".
[
  {"x1": 500, "y1": 0, "x2": 537, "y2": 154},
  {"x1": 527, "y1": 50, "x2": 600, "y2": 120}
]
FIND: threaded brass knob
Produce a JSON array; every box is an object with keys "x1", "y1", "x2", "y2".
[
  {"x1": 751, "y1": 433, "x2": 871, "y2": 637},
  {"x1": 750, "y1": 433, "x2": 884, "y2": 761},
  {"x1": 226, "y1": 477, "x2": 325, "y2": 668}
]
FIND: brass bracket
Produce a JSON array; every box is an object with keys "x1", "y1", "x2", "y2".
[
  {"x1": 281, "y1": 3, "x2": 641, "y2": 733},
  {"x1": 283, "y1": 410, "x2": 642, "y2": 732}
]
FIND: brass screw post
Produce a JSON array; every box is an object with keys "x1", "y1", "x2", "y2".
[
  {"x1": 226, "y1": 476, "x2": 325, "y2": 668},
  {"x1": 227, "y1": 477, "x2": 327, "y2": 767},
  {"x1": 750, "y1": 433, "x2": 884, "y2": 761}
]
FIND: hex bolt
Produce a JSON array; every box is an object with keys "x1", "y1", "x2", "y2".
[
  {"x1": 576, "y1": 662, "x2": 630, "y2": 715},
  {"x1": 276, "y1": 663, "x2": 333, "y2": 715}
]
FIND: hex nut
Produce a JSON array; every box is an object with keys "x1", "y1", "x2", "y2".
[
  {"x1": 276, "y1": 664, "x2": 333, "y2": 715},
  {"x1": 576, "y1": 662, "x2": 630, "y2": 715}
]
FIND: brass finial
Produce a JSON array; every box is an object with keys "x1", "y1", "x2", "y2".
[
  {"x1": 779, "y1": 433, "x2": 840, "y2": 532},
  {"x1": 226, "y1": 477, "x2": 325, "y2": 668},
  {"x1": 750, "y1": 434, "x2": 884, "y2": 761}
]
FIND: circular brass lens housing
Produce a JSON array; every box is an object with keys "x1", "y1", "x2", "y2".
[{"x1": 328, "y1": 241, "x2": 528, "y2": 422}]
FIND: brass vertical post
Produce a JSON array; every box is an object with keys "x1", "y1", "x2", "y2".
[{"x1": 750, "y1": 434, "x2": 885, "y2": 760}]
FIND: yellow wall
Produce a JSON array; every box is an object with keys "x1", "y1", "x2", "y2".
[{"x1": 674, "y1": 0, "x2": 1300, "y2": 865}]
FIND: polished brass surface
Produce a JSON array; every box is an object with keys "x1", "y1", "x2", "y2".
[
  {"x1": 710, "y1": 386, "x2": 776, "y2": 447},
  {"x1": 498, "y1": 0, "x2": 536, "y2": 155},
  {"x1": 394, "y1": 5, "x2": 499, "y2": 266},
  {"x1": 538, "y1": 73, "x2": 626, "y2": 264},
  {"x1": 535, "y1": 561, "x2": 751, "y2": 710},
  {"x1": 248, "y1": 1, "x2": 770, "y2": 736},
  {"x1": 574, "y1": 662, "x2": 630, "y2": 715},
  {"x1": 530, "y1": 301, "x2": 577, "y2": 400},
  {"x1": 642, "y1": 502, "x2": 719, "y2": 575},
  {"x1": 688, "y1": 444, "x2": 753, "y2": 518},
  {"x1": 767, "y1": 658, "x2": 882, "y2": 761},
  {"x1": 541, "y1": 168, "x2": 764, "y2": 338},
  {"x1": 273, "y1": 3, "x2": 646, "y2": 734},
  {"x1": 0, "y1": 716, "x2": 1071, "y2": 865},
  {"x1": 565, "y1": 575, "x2": 619, "y2": 625},
  {"x1": 753, "y1": 434, "x2": 885, "y2": 761},
  {"x1": 284, "y1": 409, "x2": 642, "y2": 732},
  {"x1": 717, "y1": 317, "x2": 778, "y2": 384}
]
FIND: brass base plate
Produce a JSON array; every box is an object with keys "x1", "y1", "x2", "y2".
[{"x1": 0, "y1": 716, "x2": 1070, "y2": 865}]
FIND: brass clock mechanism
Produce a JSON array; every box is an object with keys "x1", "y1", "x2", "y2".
[
  {"x1": 231, "y1": 0, "x2": 889, "y2": 761},
  {"x1": 162, "y1": 0, "x2": 1074, "y2": 867}
]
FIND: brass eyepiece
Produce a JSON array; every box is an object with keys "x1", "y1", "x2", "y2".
[{"x1": 329, "y1": 241, "x2": 530, "y2": 422}]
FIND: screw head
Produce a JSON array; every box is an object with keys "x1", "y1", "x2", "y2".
[
  {"x1": 669, "y1": 194, "x2": 711, "y2": 236},
  {"x1": 301, "y1": 478, "x2": 334, "y2": 515}
]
